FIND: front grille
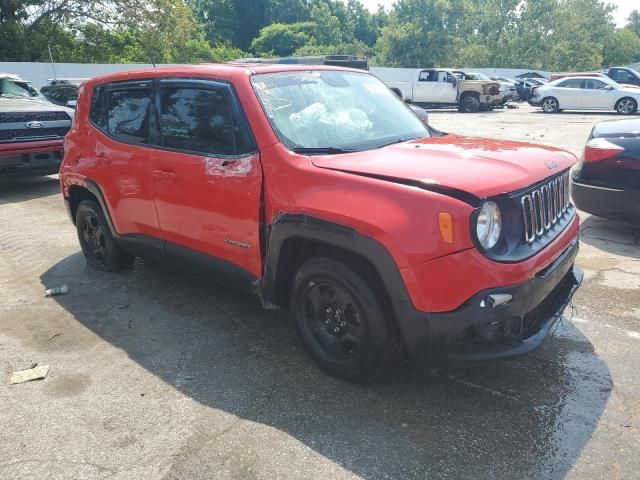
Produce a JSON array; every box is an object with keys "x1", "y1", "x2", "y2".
[
  {"x1": 521, "y1": 172, "x2": 571, "y2": 244},
  {"x1": 0, "y1": 127, "x2": 69, "y2": 142},
  {"x1": 0, "y1": 111, "x2": 69, "y2": 123}
]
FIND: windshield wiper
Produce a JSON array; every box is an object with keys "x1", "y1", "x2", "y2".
[
  {"x1": 292, "y1": 146, "x2": 357, "y2": 155},
  {"x1": 375, "y1": 137, "x2": 418, "y2": 149}
]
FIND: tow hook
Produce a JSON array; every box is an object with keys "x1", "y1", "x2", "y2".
[{"x1": 480, "y1": 293, "x2": 513, "y2": 308}]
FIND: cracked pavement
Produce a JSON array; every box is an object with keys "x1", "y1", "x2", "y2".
[{"x1": 1, "y1": 104, "x2": 639, "y2": 479}]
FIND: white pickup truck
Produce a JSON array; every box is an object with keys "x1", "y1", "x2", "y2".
[{"x1": 372, "y1": 67, "x2": 502, "y2": 113}]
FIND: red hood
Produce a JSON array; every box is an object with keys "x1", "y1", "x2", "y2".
[{"x1": 310, "y1": 135, "x2": 577, "y2": 199}]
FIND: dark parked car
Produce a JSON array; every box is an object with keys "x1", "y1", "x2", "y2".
[
  {"x1": 571, "y1": 118, "x2": 640, "y2": 224},
  {"x1": 40, "y1": 79, "x2": 86, "y2": 107},
  {"x1": 515, "y1": 78, "x2": 546, "y2": 101},
  {"x1": 603, "y1": 67, "x2": 640, "y2": 87}
]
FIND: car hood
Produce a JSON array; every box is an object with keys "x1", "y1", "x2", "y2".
[
  {"x1": 310, "y1": 135, "x2": 577, "y2": 200},
  {"x1": 0, "y1": 96, "x2": 71, "y2": 113}
]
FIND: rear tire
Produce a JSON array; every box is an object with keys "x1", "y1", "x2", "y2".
[
  {"x1": 615, "y1": 97, "x2": 637, "y2": 115},
  {"x1": 291, "y1": 257, "x2": 400, "y2": 382},
  {"x1": 458, "y1": 96, "x2": 480, "y2": 113},
  {"x1": 541, "y1": 97, "x2": 559, "y2": 113},
  {"x1": 76, "y1": 200, "x2": 134, "y2": 272}
]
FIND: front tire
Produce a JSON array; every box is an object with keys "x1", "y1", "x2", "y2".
[
  {"x1": 615, "y1": 97, "x2": 637, "y2": 115},
  {"x1": 76, "y1": 200, "x2": 134, "y2": 271},
  {"x1": 541, "y1": 97, "x2": 559, "y2": 113},
  {"x1": 291, "y1": 257, "x2": 400, "y2": 382},
  {"x1": 458, "y1": 96, "x2": 480, "y2": 113}
]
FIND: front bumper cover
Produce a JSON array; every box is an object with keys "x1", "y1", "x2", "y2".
[{"x1": 396, "y1": 237, "x2": 582, "y2": 364}]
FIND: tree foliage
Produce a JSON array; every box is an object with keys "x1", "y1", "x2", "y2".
[{"x1": 1, "y1": 0, "x2": 639, "y2": 70}]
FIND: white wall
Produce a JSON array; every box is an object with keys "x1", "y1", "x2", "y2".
[{"x1": 0, "y1": 62, "x2": 179, "y2": 88}]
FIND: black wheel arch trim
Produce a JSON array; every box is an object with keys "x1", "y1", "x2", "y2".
[
  {"x1": 83, "y1": 179, "x2": 121, "y2": 238},
  {"x1": 260, "y1": 212, "x2": 427, "y2": 361}
]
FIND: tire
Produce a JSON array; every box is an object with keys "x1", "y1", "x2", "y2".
[
  {"x1": 76, "y1": 200, "x2": 134, "y2": 271},
  {"x1": 291, "y1": 257, "x2": 400, "y2": 382},
  {"x1": 615, "y1": 97, "x2": 637, "y2": 115},
  {"x1": 458, "y1": 95, "x2": 480, "y2": 113},
  {"x1": 541, "y1": 97, "x2": 559, "y2": 113}
]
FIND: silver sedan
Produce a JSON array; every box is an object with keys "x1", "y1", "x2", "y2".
[{"x1": 529, "y1": 75, "x2": 640, "y2": 115}]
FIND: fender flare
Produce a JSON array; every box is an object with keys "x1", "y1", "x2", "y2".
[
  {"x1": 261, "y1": 213, "x2": 429, "y2": 359},
  {"x1": 84, "y1": 179, "x2": 121, "y2": 238}
]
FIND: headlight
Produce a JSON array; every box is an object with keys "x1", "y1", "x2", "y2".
[{"x1": 476, "y1": 201, "x2": 502, "y2": 250}]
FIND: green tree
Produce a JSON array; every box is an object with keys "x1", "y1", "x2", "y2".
[
  {"x1": 603, "y1": 28, "x2": 640, "y2": 66},
  {"x1": 627, "y1": 10, "x2": 640, "y2": 37},
  {"x1": 251, "y1": 22, "x2": 314, "y2": 57}
]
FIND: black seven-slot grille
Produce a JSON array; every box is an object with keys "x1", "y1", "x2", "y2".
[{"x1": 520, "y1": 171, "x2": 571, "y2": 244}]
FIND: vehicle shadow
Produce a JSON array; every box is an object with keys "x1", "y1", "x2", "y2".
[
  {"x1": 0, "y1": 175, "x2": 59, "y2": 205},
  {"x1": 532, "y1": 110, "x2": 626, "y2": 117},
  {"x1": 40, "y1": 253, "x2": 611, "y2": 479},
  {"x1": 579, "y1": 214, "x2": 640, "y2": 259}
]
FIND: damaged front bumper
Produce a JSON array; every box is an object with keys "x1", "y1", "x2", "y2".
[
  {"x1": 480, "y1": 94, "x2": 503, "y2": 106},
  {"x1": 396, "y1": 237, "x2": 582, "y2": 364}
]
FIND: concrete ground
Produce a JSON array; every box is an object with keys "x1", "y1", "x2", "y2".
[{"x1": 1, "y1": 104, "x2": 639, "y2": 479}]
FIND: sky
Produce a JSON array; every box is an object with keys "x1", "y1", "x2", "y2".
[{"x1": 359, "y1": 0, "x2": 636, "y2": 27}]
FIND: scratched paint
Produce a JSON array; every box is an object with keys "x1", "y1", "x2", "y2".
[{"x1": 204, "y1": 155, "x2": 255, "y2": 177}]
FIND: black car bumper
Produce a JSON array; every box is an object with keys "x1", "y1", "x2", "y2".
[
  {"x1": 395, "y1": 237, "x2": 582, "y2": 364},
  {"x1": 571, "y1": 177, "x2": 640, "y2": 224}
]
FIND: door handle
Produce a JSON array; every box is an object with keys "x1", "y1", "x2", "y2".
[{"x1": 152, "y1": 169, "x2": 178, "y2": 182}]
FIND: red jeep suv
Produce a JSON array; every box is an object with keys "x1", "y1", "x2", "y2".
[{"x1": 60, "y1": 64, "x2": 582, "y2": 380}]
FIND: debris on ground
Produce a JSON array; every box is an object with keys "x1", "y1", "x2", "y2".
[
  {"x1": 10, "y1": 364, "x2": 50, "y2": 384},
  {"x1": 45, "y1": 285, "x2": 69, "y2": 297}
]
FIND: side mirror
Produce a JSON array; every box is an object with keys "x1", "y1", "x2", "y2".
[
  {"x1": 66, "y1": 100, "x2": 77, "y2": 108},
  {"x1": 603, "y1": 86, "x2": 614, "y2": 91}
]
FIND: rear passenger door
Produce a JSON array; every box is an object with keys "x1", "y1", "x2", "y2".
[
  {"x1": 412, "y1": 70, "x2": 455, "y2": 103},
  {"x1": 150, "y1": 79, "x2": 263, "y2": 279},
  {"x1": 88, "y1": 81, "x2": 163, "y2": 240}
]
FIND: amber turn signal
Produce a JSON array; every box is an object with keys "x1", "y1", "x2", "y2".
[{"x1": 438, "y1": 212, "x2": 454, "y2": 244}]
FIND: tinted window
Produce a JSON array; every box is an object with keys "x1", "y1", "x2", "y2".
[
  {"x1": 160, "y1": 86, "x2": 252, "y2": 155},
  {"x1": 584, "y1": 79, "x2": 609, "y2": 90},
  {"x1": 107, "y1": 86, "x2": 151, "y2": 144},
  {"x1": 610, "y1": 69, "x2": 632, "y2": 81},
  {"x1": 90, "y1": 85, "x2": 106, "y2": 128},
  {"x1": 557, "y1": 79, "x2": 582, "y2": 88}
]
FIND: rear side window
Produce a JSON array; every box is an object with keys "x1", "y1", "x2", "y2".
[
  {"x1": 159, "y1": 85, "x2": 254, "y2": 156},
  {"x1": 107, "y1": 85, "x2": 151, "y2": 144},
  {"x1": 89, "y1": 85, "x2": 106, "y2": 128}
]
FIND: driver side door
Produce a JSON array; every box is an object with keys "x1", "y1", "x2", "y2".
[{"x1": 581, "y1": 79, "x2": 616, "y2": 109}]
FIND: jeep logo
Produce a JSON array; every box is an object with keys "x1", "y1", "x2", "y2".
[{"x1": 25, "y1": 121, "x2": 45, "y2": 129}]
